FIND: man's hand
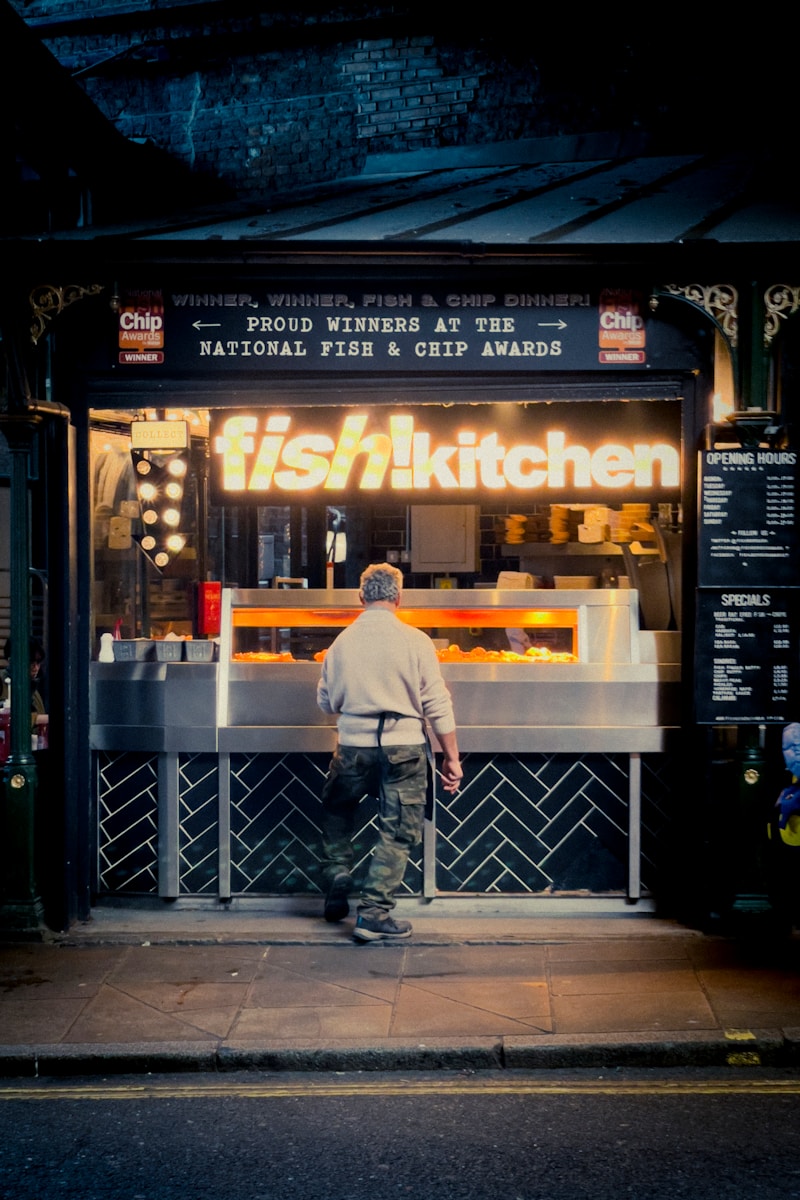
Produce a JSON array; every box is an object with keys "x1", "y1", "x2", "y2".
[
  {"x1": 439, "y1": 753, "x2": 463, "y2": 794},
  {"x1": 436, "y1": 731, "x2": 462, "y2": 794}
]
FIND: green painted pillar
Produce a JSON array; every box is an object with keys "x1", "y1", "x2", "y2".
[
  {"x1": 738, "y1": 281, "x2": 771, "y2": 411},
  {"x1": 1, "y1": 414, "x2": 44, "y2": 935}
]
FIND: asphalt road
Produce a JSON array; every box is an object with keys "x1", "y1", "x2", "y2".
[{"x1": 1, "y1": 1069, "x2": 799, "y2": 1199}]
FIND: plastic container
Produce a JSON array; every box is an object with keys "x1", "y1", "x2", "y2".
[
  {"x1": 112, "y1": 639, "x2": 155, "y2": 661},
  {"x1": 155, "y1": 640, "x2": 184, "y2": 662},
  {"x1": 184, "y1": 640, "x2": 216, "y2": 662}
]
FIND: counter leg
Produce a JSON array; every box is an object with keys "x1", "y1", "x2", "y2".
[
  {"x1": 628, "y1": 752, "x2": 641, "y2": 902},
  {"x1": 158, "y1": 753, "x2": 179, "y2": 899},
  {"x1": 423, "y1": 814, "x2": 436, "y2": 898},
  {"x1": 218, "y1": 753, "x2": 231, "y2": 901}
]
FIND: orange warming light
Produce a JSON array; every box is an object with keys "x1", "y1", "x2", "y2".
[{"x1": 231, "y1": 607, "x2": 577, "y2": 631}]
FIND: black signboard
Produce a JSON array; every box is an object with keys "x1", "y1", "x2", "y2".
[
  {"x1": 109, "y1": 285, "x2": 702, "y2": 375},
  {"x1": 699, "y1": 450, "x2": 799, "y2": 586},
  {"x1": 695, "y1": 589, "x2": 800, "y2": 724}
]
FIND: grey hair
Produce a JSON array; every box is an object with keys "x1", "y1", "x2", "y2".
[{"x1": 360, "y1": 562, "x2": 403, "y2": 603}]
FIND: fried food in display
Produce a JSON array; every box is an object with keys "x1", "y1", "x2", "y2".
[
  {"x1": 435, "y1": 644, "x2": 576, "y2": 663},
  {"x1": 233, "y1": 651, "x2": 297, "y2": 662}
]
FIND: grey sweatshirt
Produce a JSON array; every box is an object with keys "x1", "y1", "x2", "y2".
[{"x1": 316, "y1": 607, "x2": 456, "y2": 747}]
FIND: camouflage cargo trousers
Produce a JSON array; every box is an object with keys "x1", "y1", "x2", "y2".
[{"x1": 320, "y1": 742, "x2": 427, "y2": 915}]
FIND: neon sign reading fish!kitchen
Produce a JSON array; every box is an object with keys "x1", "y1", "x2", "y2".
[{"x1": 212, "y1": 413, "x2": 679, "y2": 494}]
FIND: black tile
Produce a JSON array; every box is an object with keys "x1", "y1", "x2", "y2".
[
  {"x1": 543, "y1": 824, "x2": 627, "y2": 891},
  {"x1": 538, "y1": 794, "x2": 593, "y2": 850}
]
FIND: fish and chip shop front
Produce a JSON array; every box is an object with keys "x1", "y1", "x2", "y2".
[{"x1": 75, "y1": 269, "x2": 713, "y2": 914}]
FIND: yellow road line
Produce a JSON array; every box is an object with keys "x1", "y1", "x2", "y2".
[{"x1": 1, "y1": 1078, "x2": 799, "y2": 1101}]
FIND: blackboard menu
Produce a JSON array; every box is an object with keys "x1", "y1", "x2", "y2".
[
  {"x1": 695, "y1": 589, "x2": 800, "y2": 724},
  {"x1": 699, "y1": 450, "x2": 799, "y2": 586}
]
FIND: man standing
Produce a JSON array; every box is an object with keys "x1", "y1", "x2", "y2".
[{"x1": 317, "y1": 562, "x2": 462, "y2": 942}]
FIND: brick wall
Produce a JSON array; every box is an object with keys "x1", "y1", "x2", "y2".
[
  {"x1": 85, "y1": 45, "x2": 366, "y2": 198},
  {"x1": 345, "y1": 36, "x2": 480, "y2": 150},
  {"x1": 9, "y1": 2, "x2": 547, "y2": 199}
]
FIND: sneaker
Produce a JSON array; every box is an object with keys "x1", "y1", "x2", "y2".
[
  {"x1": 353, "y1": 913, "x2": 412, "y2": 942},
  {"x1": 324, "y1": 872, "x2": 353, "y2": 923}
]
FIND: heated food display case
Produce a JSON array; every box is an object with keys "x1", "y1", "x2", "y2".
[{"x1": 217, "y1": 587, "x2": 680, "y2": 754}]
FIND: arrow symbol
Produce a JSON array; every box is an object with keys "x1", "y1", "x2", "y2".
[
  {"x1": 192, "y1": 320, "x2": 222, "y2": 330},
  {"x1": 537, "y1": 319, "x2": 567, "y2": 330}
]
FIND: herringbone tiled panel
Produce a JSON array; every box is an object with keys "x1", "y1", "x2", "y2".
[
  {"x1": 97, "y1": 751, "x2": 159, "y2": 893},
  {"x1": 97, "y1": 749, "x2": 674, "y2": 897}
]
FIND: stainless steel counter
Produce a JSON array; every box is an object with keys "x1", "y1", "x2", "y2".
[
  {"x1": 90, "y1": 590, "x2": 682, "y2": 904},
  {"x1": 217, "y1": 587, "x2": 680, "y2": 753},
  {"x1": 90, "y1": 662, "x2": 218, "y2": 752},
  {"x1": 90, "y1": 589, "x2": 681, "y2": 754}
]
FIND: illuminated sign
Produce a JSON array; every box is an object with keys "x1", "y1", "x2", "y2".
[
  {"x1": 131, "y1": 447, "x2": 189, "y2": 572},
  {"x1": 130, "y1": 420, "x2": 189, "y2": 449},
  {"x1": 209, "y1": 402, "x2": 681, "y2": 505}
]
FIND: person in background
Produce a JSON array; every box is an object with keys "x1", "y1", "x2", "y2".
[
  {"x1": 2, "y1": 637, "x2": 46, "y2": 716},
  {"x1": 317, "y1": 562, "x2": 462, "y2": 942},
  {"x1": 766, "y1": 722, "x2": 800, "y2": 930}
]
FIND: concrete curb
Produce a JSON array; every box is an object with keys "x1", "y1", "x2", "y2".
[
  {"x1": 503, "y1": 1030, "x2": 791, "y2": 1070},
  {"x1": 1, "y1": 1031, "x2": 797, "y2": 1078}
]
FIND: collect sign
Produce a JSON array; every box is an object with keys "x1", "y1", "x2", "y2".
[
  {"x1": 209, "y1": 400, "x2": 681, "y2": 505},
  {"x1": 695, "y1": 589, "x2": 800, "y2": 724}
]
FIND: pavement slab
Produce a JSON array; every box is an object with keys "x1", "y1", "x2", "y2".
[
  {"x1": 391, "y1": 982, "x2": 552, "y2": 1037},
  {"x1": 0, "y1": 944, "x2": 123, "y2": 998},
  {"x1": 62, "y1": 984, "x2": 224, "y2": 1044},
  {"x1": 231, "y1": 1002, "x2": 393, "y2": 1040},
  {"x1": 551, "y1": 989, "x2": 719, "y2": 1035},
  {"x1": 404, "y1": 944, "x2": 547, "y2": 976},
  {"x1": 105, "y1": 944, "x2": 266, "y2": 984},
  {"x1": 0, "y1": 998, "x2": 91, "y2": 1044},
  {"x1": 248, "y1": 966, "x2": 393, "y2": 1010},
  {"x1": 256, "y1": 947, "x2": 402, "y2": 1002},
  {"x1": 402, "y1": 977, "x2": 550, "y2": 1021},
  {"x1": 549, "y1": 958, "x2": 702, "y2": 996}
]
